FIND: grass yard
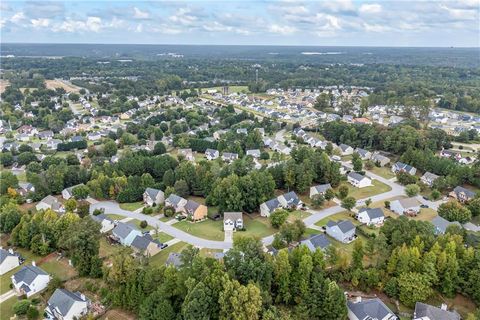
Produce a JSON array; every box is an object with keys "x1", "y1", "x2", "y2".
[
  {"x1": 129, "y1": 219, "x2": 154, "y2": 231},
  {"x1": 99, "y1": 238, "x2": 125, "y2": 259},
  {"x1": 287, "y1": 210, "x2": 311, "y2": 223},
  {"x1": 369, "y1": 166, "x2": 396, "y2": 179},
  {"x1": 411, "y1": 208, "x2": 438, "y2": 222},
  {"x1": 315, "y1": 211, "x2": 358, "y2": 227},
  {"x1": 304, "y1": 228, "x2": 322, "y2": 238},
  {"x1": 119, "y1": 201, "x2": 143, "y2": 211},
  {"x1": 0, "y1": 296, "x2": 18, "y2": 320},
  {"x1": 174, "y1": 219, "x2": 224, "y2": 241},
  {"x1": 149, "y1": 241, "x2": 190, "y2": 266},
  {"x1": 344, "y1": 180, "x2": 392, "y2": 200},
  {"x1": 234, "y1": 215, "x2": 276, "y2": 239},
  {"x1": 0, "y1": 247, "x2": 43, "y2": 294},
  {"x1": 106, "y1": 214, "x2": 126, "y2": 221},
  {"x1": 203, "y1": 85, "x2": 249, "y2": 94},
  {"x1": 154, "y1": 232, "x2": 174, "y2": 243},
  {"x1": 160, "y1": 216, "x2": 174, "y2": 222},
  {"x1": 41, "y1": 258, "x2": 77, "y2": 281}
]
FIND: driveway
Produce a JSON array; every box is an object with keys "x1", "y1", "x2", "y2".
[{"x1": 0, "y1": 290, "x2": 15, "y2": 303}]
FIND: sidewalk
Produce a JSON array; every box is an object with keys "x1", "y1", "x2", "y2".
[{"x1": 0, "y1": 290, "x2": 15, "y2": 303}]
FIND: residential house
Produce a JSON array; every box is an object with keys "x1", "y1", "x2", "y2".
[
  {"x1": 357, "y1": 208, "x2": 385, "y2": 226},
  {"x1": 165, "y1": 194, "x2": 207, "y2": 221},
  {"x1": 131, "y1": 234, "x2": 162, "y2": 257},
  {"x1": 11, "y1": 263, "x2": 50, "y2": 297},
  {"x1": 143, "y1": 187, "x2": 165, "y2": 206},
  {"x1": 222, "y1": 152, "x2": 239, "y2": 162},
  {"x1": 339, "y1": 144, "x2": 354, "y2": 155},
  {"x1": 347, "y1": 172, "x2": 372, "y2": 188},
  {"x1": 112, "y1": 222, "x2": 143, "y2": 246},
  {"x1": 449, "y1": 186, "x2": 476, "y2": 203},
  {"x1": 371, "y1": 152, "x2": 390, "y2": 167},
  {"x1": 166, "y1": 252, "x2": 183, "y2": 268},
  {"x1": 236, "y1": 128, "x2": 248, "y2": 135},
  {"x1": 45, "y1": 289, "x2": 90, "y2": 320},
  {"x1": 178, "y1": 148, "x2": 195, "y2": 161},
  {"x1": 431, "y1": 216, "x2": 462, "y2": 235},
  {"x1": 278, "y1": 191, "x2": 303, "y2": 210},
  {"x1": 17, "y1": 182, "x2": 35, "y2": 197},
  {"x1": 205, "y1": 148, "x2": 220, "y2": 160},
  {"x1": 246, "y1": 149, "x2": 261, "y2": 158},
  {"x1": 309, "y1": 183, "x2": 332, "y2": 199},
  {"x1": 440, "y1": 149, "x2": 462, "y2": 161},
  {"x1": 421, "y1": 172, "x2": 440, "y2": 187},
  {"x1": 213, "y1": 130, "x2": 227, "y2": 140},
  {"x1": 355, "y1": 148, "x2": 372, "y2": 160},
  {"x1": 347, "y1": 298, "x2": 398, "y2": 320},
  {"x1": 90, "y1": 214, "x2": 115, "y2": 233},
  {"x1": 0, "y1": 248, "x2": 20, "y2": 275},
  {"x1": 326, "y1": 220, "x2": 356, "y2": 243},
  {"x1": 165, "y1": 194, "x2": 188, "y2": 211},
  {"x1": 61, "y1": 184, "x2": 84, "y2": 200},
  {"x1": 390, "y1": 197, "x2": 421, "y2": 216},
  {"x1": 36, "y1": 195, "x2": 64, "y2": 213},
  {"x1": 300, "y1": 234, "x2": 331, "y2": 252},
  {"x1": 223, "y1": 212, "x2": 244, "y2": 231},
  {"x1": 87, "y1": 132, "x2": 102, "y2": 141},
  {"x1": 413, "y1": 302, "x2": 460, "y2": 320},
  {"x1": 46, "y1": 139, "x2": 62, "y2": 150},
  {"x1": 260, "y1": 198, "x2": 282, "y2": 217},
  {"x1": 391, "y1": 162, "x2": 416, "y2": 175}
]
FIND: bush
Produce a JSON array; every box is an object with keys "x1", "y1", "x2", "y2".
[
  {"x1": 140, "y1": 220, "x2": 148, "y2": 228},
  {"x1": 384, "y1": 201, "x2": 390, "y2": 209},
  {"x1": 27, "y1": 306, "x2": 39, "y2": 320},
  {"x1": 405, "y1": 184, "x2": 421, "y2": 197},
  {"x1": 13, "y1": 300, "x2": 31, "y2": 315},
  {"x1": 92, "y1": 208, "x2": 104, "y2": 216},
  {"x1": 164, "y1": 205, "x2": 175, "y2": 217},
  {"x1": 270, "y1": 209, "x2": 290, "y2": 229},
  {"x1": 431, "y1": 189, "x2": 441, "y2": 200},
  {"x1": 338, "y1": 185, "x2": 349, "y2": 199}
]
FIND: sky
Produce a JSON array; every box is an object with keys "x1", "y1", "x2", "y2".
[{"x1": 1, "y1": 0, "x2": 479, "y2": 47}]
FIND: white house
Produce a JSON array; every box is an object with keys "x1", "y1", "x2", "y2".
[
  {"x1": 371, "y1": 152, "x2": 390, "y2": 167},
  {"x1": 223, "y1": 212, "x2": 244, "y2": 231},
  {"x1": 391, "y1": 162, "x2": 416, "y2": 175},
  {"x1": 420, "y1": 172, "x2": 440, "y2": 187},
  {"x1": 112, "y1": 222, "x2": 144, "y2": 246},
  {"x1": 0, "y1": 248, "x2": 20, "y2": 275},
  {"x1": 339, "y1": 144, "x2": 354, "y2": 155},
  {"x1": 413, "y1": 302, "x2": 460, "y2": 320},
  {"x1": 11, "y1": 263, "x2": 50, "y2": 297},
  {"x1": 326, "y1": 220, "x2": 356, "y2": 243},
  {"x1": 222, "y1": 152, "x2": 239, "y2": 162},
  {"x1": 355, "y1": 148, "x2": 372, "y2": 160},
  {"x1": 357, "y1": 208, "x2": 385, "y2": 226},
  {"x1": 45, "y1": 289, "x2": 90, "y2": 320},
  {"x1": 36, "y1": 195, "x2": 64, "y2": 213},
  {"x1": 260, "y1": 198, "x2": 282, "y2": 217},
  {"x1": 347, "y1": 172, "x2": 372, "y2": 188},
  {"x1": 246, "y1": 149, "x2": 261, "y2": 158},
  {"x1": 205, "y1": 148, "x2": 219, "y2": 160},
  {"x1": 143, "y1": 187, "x2": 165, "y2": 206},
  {"x1": 62, "y1": 184, "x2": 84, "y2": 200},
  {"x1": 90, "y1": 214, "x2": 115, "y2": 233},
  {"x1": 390, "y1": 197, "x2": 421, "y2": 216},
  {"x1": 309, "y1": 184, "x2": 332, "y2": 199}
]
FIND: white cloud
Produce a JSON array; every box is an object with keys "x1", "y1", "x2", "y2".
[
  {"x1": 359, "y1": 4, "x2": 382, "y2": 14},
  {"x1": 439, "y1": 4, "x2": 477, "y2": 20},
  {"x1": 133, "y1": 7, "x2": 150, "y2": 19},
  {"x1": 363, "y1": 22, "x2": 389, "y2": 32},
  {"x1": 169, "y1": 8, "x2": 199, "y2": 27},
  {"x1": 269, "y1": 24, "x2": 297, "y2": 35},
  {"x1": 52, "y1": 16, "x2": 103, "y2": 33},
  {"x1": 10, "y1": 12, "x2": 26, "y2": 23},
  {"x1": 135, "y1": 23, "x2": 143, "y2": 33},
  {"x1": 31, "y1": 18, "x2": 51, "y2": 28},
  {"x1": 321, "y1": 0, "x2": 355, "y2": 13}
]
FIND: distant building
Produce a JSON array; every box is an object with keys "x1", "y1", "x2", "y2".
[
  {"x1": 205, "y1": 148, "x2": 219, "y2": 160},
  {"x1": 449, "y1": 186, "x2": 476, "y2": 203},
  {"x1": 420, "y1": 172, "x2": 440, "y2": 187},
  {"x1": 431, "y1": 216, "x2": 461, "y2": 235},
  {"x1": 36, "y1": 195, "x2": 65, "y2": 213},
  {"x1": 391, "y1": 162, "x2": 416, "y2": 175}
]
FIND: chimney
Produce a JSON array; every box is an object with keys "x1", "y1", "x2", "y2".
[
  {"x1": 8, "y1": 248, "x2": 14, "y2": 255},
  {"x1": 32, "y1": 261, "x2": 36, "y2": 266},
  {"x1": 80, "y1": 293, "x2": 86, "y2": 301},
  {"x1": 441, "y1": 303, "x2": 448, "y2": 311},
  {"x1": 355, "y1": 296, "x2": 362, "y2": 303}
]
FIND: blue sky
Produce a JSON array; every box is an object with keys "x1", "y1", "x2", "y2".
[{"x1": 1, "y1": 0, "x2": 479, "y2": 47}]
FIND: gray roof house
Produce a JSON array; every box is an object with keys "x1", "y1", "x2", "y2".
[
  {"x1": 45, "y1": 288, "x2": 90, "y2": 320},
  {"x1": 112, "y1": 222, "x2": 143, "y2": 246},
  {"x1": 36, "y1": 195, "x2": 64, "y2": 213},
  {"x1": 339, "y1": 143, "x2": 354, "y2": 155},
  {"x1": 310, "y1": 183, "x2": 332, "y2": 198},
  {"x1": 246, "y1": 149, "x2": 261, "y2": 158},
  {"x1": 355, "y1": 148, "x2": 372, "y2": 160},
  {"x1": 347, "y1": 298, "x2": 398, "y2": 320},
  {"x1": 165, "y1": 194, "x2": 188, "y2": 211},
  {"x1": 62, "y1": 184, "x2": 84, "y2": 200},
  {"x1": 143, "y1": 187, "x2": 165, "y2": 206},
  {"x1": 90, "y1": 214, "x2": 115, "y2": 233},
  {"x1": 449, "y1": 186, "x2": 476, "y2": 203},
  {"x1": 0, "y1": 248, "x2": 20, "y2": 275},
  {"x1": 260, "y1": 198, "x2": 282, "y2": 217},
  {"x1": 222, "y1": 152, "x2": 239, "y2": 162},
  {"x1": 326, "y1": 220, "x2": 356, "y2": 243},
  {"x1": 431, "y1": 216, "x2": 462, "y2": 235},
  {"x1": 421, "y1": 172, "x2": 440, "y2": 187},
  {"x1": 205, "y1": 148, "x2": 219, "y2": 160},
  {"x1": 347, "y1": 172, "x2": 372, "y2": 188},
  {"x1": 12, "y1": 264, "x2": 50, "y2": 297},
  {"x1": 224, "y1": 212, "x2": 244, "y2": 231},
  {"x1": 278, "y1": 191, "x2": 302, "y2": 209},
  {"x1": 357, "y1": 208, "x2": 385, "y2": 225},
  {"x1": 391, "y1": 162, "x2": 416, "y2": 175},
  {"x1": 390, "y1": 197, "x2": 421, "y2": 216},
  {"x1": 413, "y1": 302, "x2": 460, "y2": 320},
  {"x1": 300, "y1": 234, "x2": 331, "y2": 252}
]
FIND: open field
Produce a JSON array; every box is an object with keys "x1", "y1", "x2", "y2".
[
  {"x1": 203, "y1": 85, "x2": 249, "y2": 94},
  {"x1": 234, "y1": 215, "x2": 276, "y2": 239},
  {"x1": 45, "y1": 79, "x2": 82, "y2": 93},
  {"x1": 174, "y1": 219, "x2": 224, "y2": 241},
  {"x1": 149, "y1": 241, "x2": 190, "y2": 266},
  {"x1": 119, "y1": 201, "x2": 143, "y2": 211},
  {"x1": 153, "y1": 232, "x2": 174, "y2": 243},
  {"x1": 369, "y1": 166, "x2": 396, "y2": 179},
  {"x1": 0, "y1": 79, "x2": 10, "y2": 94},
  {"x1": 342, "y1": 180, "x2": 392, "y2": 200}
]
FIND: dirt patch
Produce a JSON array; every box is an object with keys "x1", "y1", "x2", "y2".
[
  {"x1": 45, "y1": 79, "x2": 81, "y2": 93},
  {"x1": 0, "y1": 79, "x2": 9, "y2": 94},
  {"x1": 101, "y1": 309, "x2": 137, "y2": 320}
]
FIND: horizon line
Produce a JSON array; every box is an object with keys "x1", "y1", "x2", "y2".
[{"x1": 1, "y1": 42, "x2": 479, "y2": 49}]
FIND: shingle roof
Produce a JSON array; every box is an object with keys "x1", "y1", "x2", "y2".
[
  {"x1": 301, "y1": 234, "x2": 331, "y2": 252},
  {"x1": 431, "y1": 216, "x2": 461, "y2": 234},
  {"x1": 90, "y1": 213, "x2": 112, "y2": 223},
  {"x1": 166, "y1": 194, "x2": 185, "y2": 207},
  {"x1": 359, "y1": 208, "x2": 384, "y2": 220},
  {"x1": 348, "y1": 172, "x2": 368, "y2": 182},
  {"x1": 131, "y1": 235, "x2": 157, "y2": 250},
  {"x1": 13, "y1": 265, "x2": 48, "y2": 285},
  {"x1": 282, "y1": 191, "x2": 300, "y2": 206},
  {"x1": 112, "y1": 222, "x2": 139, "y2": 240},
  {"x1": 0, "y1": 248, "x2": 17, "y2": 264},
  {"x1": 264, "y1": 198, "x2": 281, "y2": 212},
  {"x1": 339, "y1": 143, "x2": 352, "y2": 152},
  {"x1": 453, "y1": 186, "x2": 476, "y2": 199},
  {"x1": 145, "y1": 187, "x2": 162, "y2": 200},
  {"x1": 397, "y1": 197, "x2": 421, "y2": 209},
  {"x1": 414, "y1": 302, "x2": 460, "y2": 320},
  {"x1": 47, "y1": 289, "x2": 88, "y2": 317},
  {"x1": 327, "y1": 220, "x2": 355, "y2": 233},
  {"x1": 224, "y1": 212, "x2": 243, "y2": 222},
  {"x1": 313, "y1": 184, "x2": 332, "y2": 193},
  {"x1": 347, "y1": 298, "x2": 397, "y2": 320},
  {"x1": 166, "y1": 252, "x2": 183, "y2": 268}
]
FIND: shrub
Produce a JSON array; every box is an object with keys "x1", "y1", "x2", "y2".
[
  {"x1": 13, "y1": 300, "x2": 31, "y2": 315},
  {"x1": 26, "y1": 306, "x2": 39, "y2": 320},
  {"x1": 140, "y1": 220, "x2": 148, "y2": 228},
  {"x1": 164, "y1": 205, "x2": 175, "y2": 217},
  {"x1": 384, "y1": 200, "x2": 390, "y2": 209}
]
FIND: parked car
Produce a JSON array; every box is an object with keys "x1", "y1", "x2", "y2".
[
  {"x1": 160, "y1": 243, "x2": 168, "y2": 249},
  {"x1": 176, "y1": 214, "x2": 186, "y2": 221},
  {"x1": 422, "y1": 196, "x2": 429, "y2": 200},
  {"x1": 420, "y1": 204, "x2": 429, "y2": 208}
]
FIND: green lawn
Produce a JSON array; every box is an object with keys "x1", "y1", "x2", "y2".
[
  {"x1": 174, "y1": 219, "x2": 224, "y2": 241},
  {"x1": 344, "y1": 180, "x2": 392, "y2": 200},
  {"x1": 304, "y1": 228, "x2": 322, "y2": 238},
  {"x1": 106, "y1": 214, "x2": 125, "y2": 221},
  {"x1": 149, "y1": 242, "x2": 190, "y2": 266},
  {"x1": 412, "y1": 208, "x2": 438, "y2": 222},
  {"x1": 287, "y1": 210, "x2": 311, "y2": 223},
  {"x1": 129, "y1": 219, "x2": 154, "y2": 231},
  {"x1": 0, "y1": 296, "x2": 18, "y2": 320},
  {"x1": 154, "y1": 232, "x2": 174, "y2": 243},
  {"x1": 369, "y1": 166, "x2": 396, "y2": 179},
  {"x1": 234, "y1": 215, "x2": 276, "y2": 239},
  {"x1": 40, "y1": 259, "x2": 77, "y2": 281},
  {"x1": 315, "y1": 211, "x2": 358, "y2": 227},
  {"x1": 160, "y1": 216, "x2": 173, "y2": 222},
  {"x1": 119, "y1": 201, "x2": 144, "y2": 211}
]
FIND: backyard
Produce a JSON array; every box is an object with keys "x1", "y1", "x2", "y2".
[
  {"x1": 369, "y1": 166, "x2": 396, "y2": 179},
  {"x1": 149, "y1": 241, "x2": 190, "y2": 266},
  {"x1": 343, "y1": 180, "x2": 392, "y2": 200},
  {"x1": 119, "y1": 201, "x2": 144, "y2": 211},
  {"x1": 234, "y1": 215, "x2": 276, "y2": 239},
  {"x1": 174, "y1": 219, "x2": 224, "y2": 241}
]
